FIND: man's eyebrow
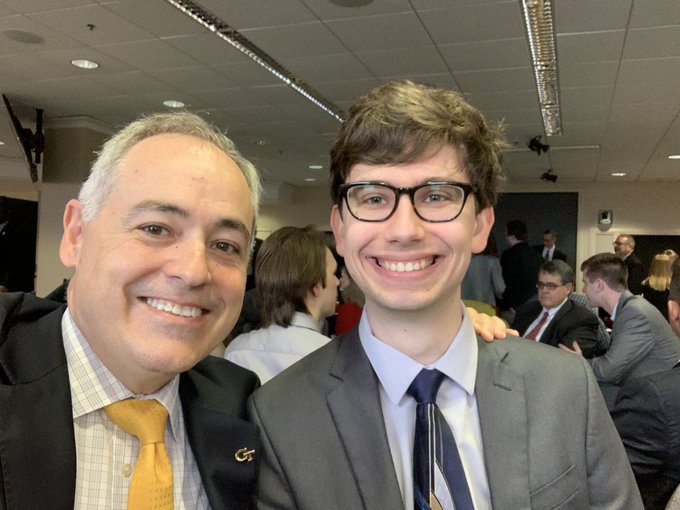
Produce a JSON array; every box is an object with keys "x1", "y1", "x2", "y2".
[
  {"x1": 125, "y1": 200, "x2": 189, "y2": 221},
  {"x1": 126, "y1": 200, "x2": 251, "y2": 239}
]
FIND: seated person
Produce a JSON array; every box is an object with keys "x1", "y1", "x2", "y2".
[{"x1": 512, "y1": 260, "x2": 599, "y2": 357}]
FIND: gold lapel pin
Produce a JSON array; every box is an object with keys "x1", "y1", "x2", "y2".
[{"x1": 235, "y1": 447, "x2": 255, "y2": 462}]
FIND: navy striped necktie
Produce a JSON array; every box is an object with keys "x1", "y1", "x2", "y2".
[{"x1": 408, "y1": 369, "x2": 474, "y2": 510}]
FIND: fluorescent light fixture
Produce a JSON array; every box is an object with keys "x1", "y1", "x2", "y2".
[
  {"x1": 163, "y1": 100, "x2": 185, "y2": 108},
  {"x1": 70, "y1": 58, "x2": 99, "y2": 69},
  {"x1": 668, "y1": 154, "x2": 680, "y2": 160},
  {"x1": 611, "y1": 172, "x2": 627, "y2": 177},
  {"x1": 520, "y1": 0, "x2": 562, "y2": 136},
  {"x1": 308, "y1": 164, "x2": 323, "y2": 170},
  {"x1": 165, "y1": 0, "x2": 345, "y2": 123}
]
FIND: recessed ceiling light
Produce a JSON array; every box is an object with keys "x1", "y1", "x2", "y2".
[
  {"x1": 668, "y1": 154, "x2": 680, "y2": 160},
  {"x1": 252, "y1": 140, "x2": 268, "y2": 145},
  {"x1": 163, "y1": 100, "x2": 185, "y2": 108},
  {"x1": 308, "y1": 164, "x2": 323, "y2": 170},
  {"x1": 0, "y1": 141, "x2": 5, "y2": 146},
  {"x1": 70, "y1": 58, "x2": 99, "y2": 69},
  {"x1": 611, "y1": 172, "x2": 627, "y2": 177},
  {"x1": 304, "y1": 178, "x2": 316, "y2": 182}
]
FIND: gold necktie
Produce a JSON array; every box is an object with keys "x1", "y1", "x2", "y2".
[{"x1": 105, "y1": 399, "x2": 174, "y2": 510}]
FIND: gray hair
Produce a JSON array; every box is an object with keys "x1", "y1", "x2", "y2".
[
  {"x1": 78, "y1": 111, "x2": 261, "y2": 226},
  {"x1": 540, "y1": 259, "x2": 574, "y2": 285}
]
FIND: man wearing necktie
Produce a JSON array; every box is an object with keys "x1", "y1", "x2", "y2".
[
  {"x1": 511, "y1": 260, "x2": 599, "y2": 357},
  {"x1": 534, "y1": 229, "x2": 567, "y2": 263},
  {"x1": 0, "y1": 112, "x2": 261, "y2": 509},
  {"x1": 249, "y1": 80, "x2": 642, "y2": 509}
]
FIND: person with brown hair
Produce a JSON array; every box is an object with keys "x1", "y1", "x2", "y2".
[
  {"x1": 612, "y1": 258, "x2": 680, "y2": 509},
  {"x1": 249, "y1": 80, "x2": 640, "y2": 509},
  {"x1": 225, "y1": 226, "x2": 339, "y2": 384}
]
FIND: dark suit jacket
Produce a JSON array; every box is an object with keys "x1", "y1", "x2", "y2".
[
  {"x1": 512, "y1": 298, "x2": 599, "y2": 357},
  {"x1": 0, "y1": 293, "x2": 259, "y2": 510},
  {"x1": 500, "y1": 241, "x2": 544, "y2": 309},
  {"x1": 532, "y1": 244, "x2": 567, "y2": 262},
  {"x1": 625, "y1": 253, "x2": 645, "y2": 295},
  {"x1": 611, "y1": 366, "x2": 680, "y2": 510},
  {"x1": 249, "y1": 328, "x2": 642, "y2": 509}
]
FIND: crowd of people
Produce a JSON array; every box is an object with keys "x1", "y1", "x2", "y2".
[{"x1": 4, "y1": 78, "x2": 680, "y2": 510}]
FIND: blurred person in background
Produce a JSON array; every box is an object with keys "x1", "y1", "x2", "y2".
[
  {"x1": 335, "y1": 265, "x2": 365, "y2": 335},
  {"x1": 462, "y1": 232, "x2": 505, "y2": 312},
  {"x1": 641, "y1": 253, "x2": 673, "y2": 320}
]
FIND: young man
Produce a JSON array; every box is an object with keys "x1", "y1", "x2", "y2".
[
  {"x1": 511, "y1": 259, "x2": 599, "y2": 357},
  {"x1": 564, "y1": 253, "x2": 680, "y2": 388},
  {"x1": 225, "y1": 226, "x2": 339, "y2": 383},
  {"x1": 611, "y1": 258, "x2": 680, "y2": 509},
  {"x1": 248, "y1": 81, "x2": 641, "y2": 509},
  {"x1": 0, "y1": 112, "x2": 262, "y2": 509}
]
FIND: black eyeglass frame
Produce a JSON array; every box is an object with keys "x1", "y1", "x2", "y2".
[{"x1": 337, "y1": 181, "x2": 475, "y2": 223}]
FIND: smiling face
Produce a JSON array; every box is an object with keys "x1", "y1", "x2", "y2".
[
  {"x1": 330, "y1": 144, "x2": 493, "y2": 321},
  {"x1": 60, "y1": 134, "x2": 254, "y2": 393}
]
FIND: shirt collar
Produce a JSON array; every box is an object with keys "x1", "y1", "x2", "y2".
[
  {"x1": 358, "y1": 306, "x2": 478, "y2": 406},
  {"x1": 62, "y1": 308, "x2": 181, "y2": 441},
  {"x1": 289, "y1": 311, "x2": 324, "y2": 332}
]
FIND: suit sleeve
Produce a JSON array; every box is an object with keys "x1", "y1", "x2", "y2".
[
  {"x1": 560, "y1": 313, "x2": 599, "y2": 358},
  {"x1": 581, "y1": 356, "x2": 644, "y2": 508},
  {"x1": 611, "y1": 377, "x2": 670, "y2": 476},
  {"x1": 248, "y1": 395, "x2": 298, "y2": 510},
  {"x1": 588, "y1": 308, "x2": 654, "y2": 384}
]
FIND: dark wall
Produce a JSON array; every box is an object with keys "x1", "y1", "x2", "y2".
[
  {"x1": 630, "y1": 235, "x2": 680, "y2": 278},
  {"x1": 492, "y1": 192, "x2": 579, "y2": 268}
]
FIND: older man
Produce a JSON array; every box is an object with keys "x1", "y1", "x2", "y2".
[
  {"x1": 614, "y1": 234, "x2": 645, "y2": 295},
  {"x1": 512, "y1": 260, "x2": 599, "y2": 357},
  {"x1": 611, "y1": 258, "x2": 680, "y2": 509},
  {"x1": 0, "y1": 112, "x2": 261, "y2": 509}
]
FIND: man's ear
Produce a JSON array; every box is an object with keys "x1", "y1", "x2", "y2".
[
  {"x1": 330, "y1": 205, "x2": 345, "y2": 257},
  {"x1": 60, "y1": 199, "x2": 86, "y2": 268},
  {"x1": 471, "y1": 207, "x2": 494, "y2": 254},
  {"x1": 669, "y1": 299, "x2": 680, "y2": 324}
]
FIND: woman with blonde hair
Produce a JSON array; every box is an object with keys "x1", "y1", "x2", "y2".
[{"x1": 641, "y1": 253, "x2": 673, "y2": 320}]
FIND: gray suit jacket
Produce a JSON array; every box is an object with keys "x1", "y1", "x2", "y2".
[
  {"x1": 589, "y1": 291, "x2": 680, "y2": 386},
  {"x1": 249, "y1": 328, "x2": 641, "y2": 509}
]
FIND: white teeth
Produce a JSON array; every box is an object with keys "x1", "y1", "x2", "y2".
[
  {"x1": 379, "y1": 258, "x2": 433, "y2": 272},
  {"x1": 146, "y1": 298, "x2": 203, "y2": 317}
]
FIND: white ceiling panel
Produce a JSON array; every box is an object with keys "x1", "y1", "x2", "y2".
[{"x1": 2, "y1": 0, "x2": 680, "y2": 187}]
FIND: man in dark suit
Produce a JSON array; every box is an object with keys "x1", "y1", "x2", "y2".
[
  {"x1": 611, "y1": 258, "x2": 680, "y2": 509},
  {"x1": 533, "y1": 229, "x2": 567, "y2": 262},
  {"x1": 500, "y1": 219, "x2": 544, "y2": 311},
  {"x1": 0, "y1": 112, "x2": 262, "y2": 509},
  {"x1": 614, "y1": 233, "x2": 645, "y2": 295},
  {"x1": 512, "y1": 259, "x2": 599, "y2": 357},
  {"x1": 249, "y1": 81, "x2": 641, "y2": 509}
]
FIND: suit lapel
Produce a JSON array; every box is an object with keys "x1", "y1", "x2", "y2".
[
  {"x1": 476, "y1": 338, "x2": 531, "y2": 509},
  {"x1": 179, "y1": 362, "x2": 259, "y2": 510},
  {"x1": 540, "y1": 301, "x2": 570, "y2": 347},
  {"x1": 0, "y1": 299, "x2": 76, "y2": 510},
  {"x1": 326, "y1": 330, "x2": 405, "y2": 510}
]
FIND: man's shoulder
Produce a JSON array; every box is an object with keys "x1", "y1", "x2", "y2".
[
  {"x1": 558, "y1": 299, "x2": 598, "y2": 324},
  {"x1": 480, "y1": 336, "x2": 590, "y2": 382}
]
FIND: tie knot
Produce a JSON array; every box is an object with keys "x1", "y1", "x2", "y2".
[
  {"x1": 105, "y1": 399, "x2": 168, "y2": 445},
  {"x1": 407, "y1": 369, "x2": 446, "y2": 404}
]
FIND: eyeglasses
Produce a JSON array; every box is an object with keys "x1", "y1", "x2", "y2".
[
  {"x1": 337, "y1": 181, "x2": 475, "y2": 223},
  {"x1": 613, "y1": 241, "x2": 630, "y2": 246},
  {"x1": 536, "y1": 282, "x2": 565, "y2": 290}
]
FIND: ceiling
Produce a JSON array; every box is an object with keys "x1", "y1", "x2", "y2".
[{"x1": 1, "y1": 0, "x2": 680, "y2": 192}]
